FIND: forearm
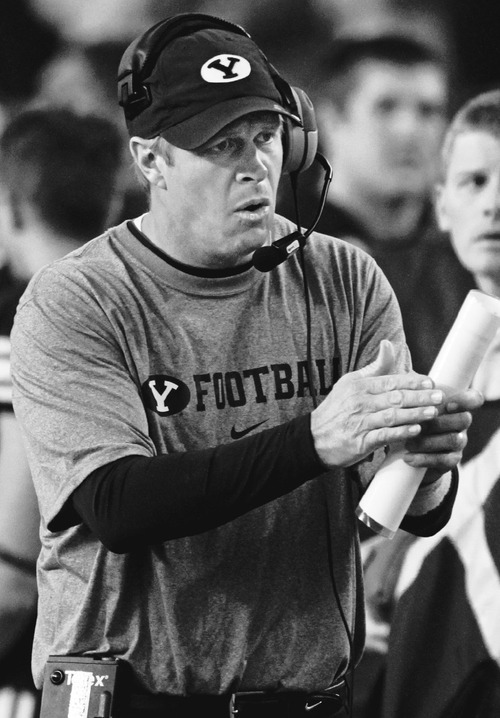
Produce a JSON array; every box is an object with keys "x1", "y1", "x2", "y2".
[{"x1": 67, "y1": 414, "x2": 325, "y2": 552}]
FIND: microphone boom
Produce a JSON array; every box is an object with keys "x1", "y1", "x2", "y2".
[{"x1": 252, "y1": 152, "x2": 333, "y2": 272}]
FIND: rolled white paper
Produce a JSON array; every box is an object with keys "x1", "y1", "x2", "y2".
[{"x1": 356, "y1": 290, "x2": 500, "y2": 539}]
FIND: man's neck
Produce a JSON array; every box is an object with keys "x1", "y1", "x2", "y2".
[
  {"x1": 328, "y1": 184, "x2": 428, "y2": 243},
  {"x1": 474, "y1": 273, "x2": 500, "y2": 298}
]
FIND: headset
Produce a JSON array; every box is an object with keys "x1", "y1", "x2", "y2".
[{"x1": 117, "y1": 12, "x2": 318, "y2": 176}]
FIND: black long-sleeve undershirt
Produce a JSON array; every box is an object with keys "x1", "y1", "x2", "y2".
[
  {"x1": 51, "y1": 412, "x2": 458, "y2": 553},
  {"x1": 53, "y1": 414, "x2": 325, "y2": 553}
]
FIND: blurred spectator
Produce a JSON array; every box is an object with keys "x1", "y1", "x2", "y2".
[
  {"x1": 276, "y1": 26, "x2": 478, "y2": 718},
  {"x1": 35, "y1": 41, "x2": 126, "y2": 121},
  {"x1": 0, "y1": 106, "x2": 126, "y2": 718},
  {"x1": 34, "y1": 40, "x2": 148, "y2": 221},
  {"x1": 391, "y1": 0, "x2": 500, "y2": 101},
  {"x1": 0, "y1": 0, "x2": 59, "y2": 107},
  {"x1": 279, "y1": 27, "x2": 476, "y2": 375},
  {"x1": 29, "y1": 0, "x2": 337, "y2": 95},
  {"x1": 29, "y1": 0, "x2": 156, "y2": 45},
  {"x1": 376, "y1": 87, "x2": 500, "y2": 718}
]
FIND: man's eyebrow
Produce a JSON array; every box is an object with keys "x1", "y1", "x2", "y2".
[
  {"x1": 198, "y1": 115, "x2": 282, "y2": 148},
  {"x1": 259, "y1": 114, "x2": 282, "y2": 127},
  {"x1": 261, "y1": 118, "x2": 282, "y2": 129}
]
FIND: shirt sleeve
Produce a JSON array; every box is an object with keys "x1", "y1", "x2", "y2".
[
  {"x1": 11, "y1": 266, "x2": 157, "y2": 526},
  {"x1": 400, "y1": 467, "x2": 459, "y2": 536},
  {"x1": 63, "y1": 413, "x2": 325, "y2": 552}
]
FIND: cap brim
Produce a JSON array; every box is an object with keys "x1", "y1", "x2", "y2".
[{"x1": 161, "y1": 96, "x2": 299, "y2": 150}]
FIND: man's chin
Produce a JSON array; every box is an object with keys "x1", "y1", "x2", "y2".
[
  {"x1": 214, "y1": 240, "x2": 267, "y2": 269},
  {"x1": 240, "y1": 227, "x2": 272, "y2": 253}
]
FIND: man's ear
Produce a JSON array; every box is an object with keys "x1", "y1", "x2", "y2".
[
  {"x1": 129, "y1": 137, "x2": 168, "y2": 189},
  {"x1": 434, "y1": 182, "x2": 451, "y2": 232}
]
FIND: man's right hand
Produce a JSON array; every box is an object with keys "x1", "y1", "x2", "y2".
[{"x1": 310, "y1": 340, "x2": 444, "y2": 468}]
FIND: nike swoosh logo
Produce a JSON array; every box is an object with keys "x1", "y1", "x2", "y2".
[
  {"x1": 305, "y1": 701, "x2": 323, "y2": 712},
  {"x1": 230, "y1": 419, "x2": 268, "y2": 440}
]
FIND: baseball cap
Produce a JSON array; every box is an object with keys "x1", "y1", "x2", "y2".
[{"x1": 120, "y1": 25, "x2": 299, "y2": 149}]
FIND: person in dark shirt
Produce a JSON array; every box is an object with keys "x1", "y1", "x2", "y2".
[
  {"x1": 277, "y1": 30, "x2": 480, "y2": 718},
  {"x1": 378, "y1": 87, "x2": 500, "y2": 718},
  {"x1": 279, "y1": 29, "x2": 476, "y2": 375}
]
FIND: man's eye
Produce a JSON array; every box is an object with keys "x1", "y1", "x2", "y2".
[
  {"x1": 259, "y1": 130, "x2": 278, "y2": 144},
  {"x1": 198, "y1": 137, "x2": 237, "y2": 157},
  {"x1": 376, "y1": 98, "x2": 397, "y2": 115},
  {"x1": 209, "y1": 139, "x2": 233, "y2": 154},
  {"x1": 470, "y1": 173, "x2": 488, "y2": 189},
  {"x1": 459, "y1": 173, "x2": 488, "y2": 190},
  {"x1": 419, "y1": 102, "x2": 445, "y2": 121}
]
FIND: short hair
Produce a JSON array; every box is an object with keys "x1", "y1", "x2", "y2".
[
  {"x1": 0, "y1": 107, "x2": 125, "y2": 239},
  {"x1": 440, "y1": 89, "x2": 500, "y2": 179},
  {"x1": 323, "y1": 34, "x2": 447, "y2": 113}
]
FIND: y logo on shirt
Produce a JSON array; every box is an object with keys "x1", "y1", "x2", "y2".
[{"x1": 142, "y1": 375, "x2": 191, "y2": 416}]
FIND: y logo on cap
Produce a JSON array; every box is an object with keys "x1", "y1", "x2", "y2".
[{"x1": 201, "y1": 55, "x2": 251, "y2": 83}]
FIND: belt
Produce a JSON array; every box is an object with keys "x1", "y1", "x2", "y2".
[{"x1": 125, "y1": 683, "x2": 347, "y2": 717}]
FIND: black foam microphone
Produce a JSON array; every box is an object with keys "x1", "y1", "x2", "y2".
[
  {"x1": 252, "y1": 152, "x2": 332, "y2": 273},
  {"x1": 252, "y1": 230, "x2": 305, "y2": 272}
]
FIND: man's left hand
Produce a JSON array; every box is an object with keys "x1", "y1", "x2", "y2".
[{"x1": 402, "y1": 387, "x2": 484, "y2": 477}]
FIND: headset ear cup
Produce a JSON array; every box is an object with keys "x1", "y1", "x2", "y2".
[{"x1": 282, "y1": 87, "x2": 318, "y2": 175}]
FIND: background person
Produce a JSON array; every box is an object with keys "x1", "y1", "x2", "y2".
[
  {"x1": 279, "y1": 33, "x2": 477, "y2": 714},
  {"x1": 0, "y1": 105, "x2": 125, "y2": 718},
  {"x1": 370, "y1": 88, "x2": 500, "y2": 718},
  {"x1": 279, "y1": 28, "x2": 476, "y2": 375},
  {"x1": 10, "y1": 14, "x2": 481, "y2": 718}
]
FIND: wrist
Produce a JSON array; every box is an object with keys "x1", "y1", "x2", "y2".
[{"x1": 420, "y1": 468, "x2": 444, "y2": 486}]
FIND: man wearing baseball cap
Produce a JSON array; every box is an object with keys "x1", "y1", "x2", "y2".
[{"x1": 10, "y1": 13, "x2": 481, "y2": 718}]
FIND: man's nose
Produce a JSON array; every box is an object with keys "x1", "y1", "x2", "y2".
[
  {"x1": 236, "y1": 145, "x2": 268, "y2": 182},
  {"x1": 484, "y1": 175, "x2": 500, "y2": 218},
  {"x1": 391, "y1": 107, "x2": 421, "y2": 136}
]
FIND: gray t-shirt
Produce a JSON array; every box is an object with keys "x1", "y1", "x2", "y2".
[{"x1": 11, "y1": 215, "x2": 410, "y2": 694}]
